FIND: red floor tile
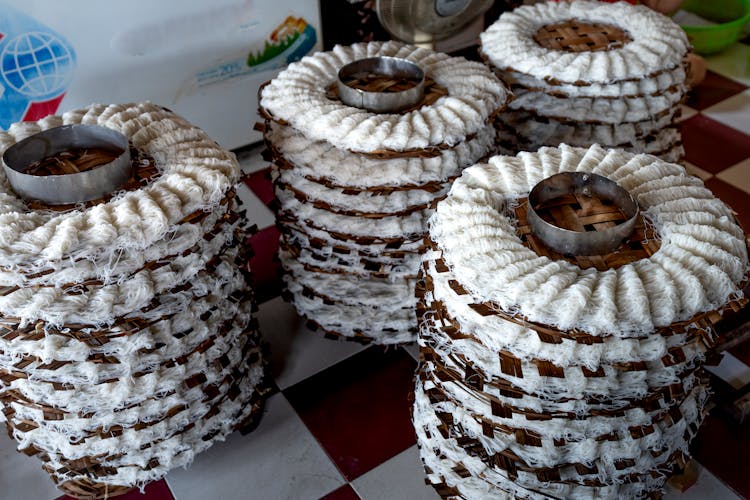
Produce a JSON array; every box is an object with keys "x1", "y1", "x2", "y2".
[
  {"x1": 57, "y1": 479, "x2": 174, "y2": 500},
  {"x1": 686, "y1": 70, "x2": 748, "y2": 110},
  {"x1": 319, "y1": 484, "x2": 361, "y2": 500},
  {"x1": 681, "y1": 115, "x2": 750, "y2": 173},
  {"x1": 704, "y1": 178, "x2": 750, "y2": 231},
  {"x1": 244, "y1": 167, "x2": 275, "y2": 207},
  {"x1": 284, "y1": 346, "x2": 418, "y2": 481},
  {"x1": 247, "y1": 225, "x2": 282, "y2": 303},
  {"x1": 691, "y1": 412, "x2": 750, "y2": 498}
]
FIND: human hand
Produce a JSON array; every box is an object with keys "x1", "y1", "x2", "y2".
[{"x1": 685, "y1": 52, "x2": 707, "y2": 87}]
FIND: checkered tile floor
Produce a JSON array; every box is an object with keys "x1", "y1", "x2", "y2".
[{"x1": 3, "y1": 44, "x2": 750, "y2": 500}]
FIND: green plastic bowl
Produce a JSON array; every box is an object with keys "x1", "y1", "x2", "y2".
[{"x1": 678, "y1": 0, "x2": 750, "y2": 55}]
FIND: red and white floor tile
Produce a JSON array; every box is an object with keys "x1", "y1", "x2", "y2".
[{"x1": 2, "y1": 43, "x2": 750, "y2": 500}]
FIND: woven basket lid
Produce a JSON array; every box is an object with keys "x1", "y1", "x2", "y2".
[
  {"x1": 480, "y1": 0, "x2": 689, "y2": 85},
  {"x1": 0, "y1": 103, "x2": 240, "y2": 270},
  {"x1": 259, "y1": 41, "x2": 509, "y2": 154},
  {"x1": 265, "y1": 121, "x2": 496, "y2": 189},
  {"x1": 429, "y1": 144, "x2": 748, "y2": 337}
]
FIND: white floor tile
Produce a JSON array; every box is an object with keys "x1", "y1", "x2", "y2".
[
  {"x1": 236, "y1": 180, "x2": 275, "y2": 230},
  {"x1": 684, "y1": 161, "x2": 714, "y2": 181},
  {"x1": 352, "y1": 445, "x2": 439, "y2": 500},
  {"x1": 234, "y1": 143, "x2": 268, "y2": 175},
  {"x1": 678, "y1": 105, "x2": 698, "y2": 122},
  {"x1": 706, "y1": 352, "x2": 750, "y2": 390},
  {"x1": 166, "y1": 393, "x2": 345, "y2": 500},
  {"x1": 0, "y1": 432, "x2": 60, "y2": 500},
  {"x1": 706, "y1": 42, "x2": 750, "y2": 87},
  {"x1": 258, "y1": 297, "x2": 366, "y2": 390},
  {"x1": 704, "y1": 89, "x2": 750, "y2": 135},
  {"x1": 665, "y1": 463, "x2": 741, "y2": 499},
  {"x1": 717, "y1": 157, "x2": 750, "y2": 194},
  {"x1": 402, "y1": 343, "x2": 420, "y2": 362}
]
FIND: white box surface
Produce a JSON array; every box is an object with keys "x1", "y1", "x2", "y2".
[{"x1": 0, "y1": 1, "x2": 321, "y2": 148}]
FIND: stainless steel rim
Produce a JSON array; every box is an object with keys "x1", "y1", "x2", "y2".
[
  {"x1": 526, "y1": 172, "x2": 639, "y2": 256},
  {"x1": 337, "y1": 56, "x2": 425, "y2": 113},
  {"x1": 2, "y1": 124, "x2": 132, "y2": 205}
]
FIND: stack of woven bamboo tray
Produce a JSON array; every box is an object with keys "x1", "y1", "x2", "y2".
[
  {"x1": 0, "y1": 103, "x2": 269, "y2": 499},
  {"x1": 481, "y1": 0, "x2": 689, "y2": 162},
  {"x1": 259, "y1": 40, "x2": 509, "y2": 344},
  {"x1": 414, "y1": 144, "x2": 749, "y2": 498}
]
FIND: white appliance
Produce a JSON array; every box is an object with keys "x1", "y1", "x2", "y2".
[
  {"x1": 376, "y1": 0, "x2": 492, "y2": 52},
  {"x1": 0, "y1": 0, "x2": 321, "y2": 148}
]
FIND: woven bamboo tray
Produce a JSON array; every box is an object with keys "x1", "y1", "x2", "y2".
[
  {"x1": 423, "y1": 242, "x2": 748, "y2": 348},
  {"x1": 6, "y1": 365, "x2": 268, "y2": 500},
  {"x1": 497, "y1": 117, "x2": 683, "y2": 152},
  {"x1": 0, "y1": 303, "x2": 257, "y2": 390},
  {"x1": 278, "y1": 223, "x2": 423, "y2": 260},
  {"x1": 506, "y1": 81, "x2": 685, "y2": 100},
  {"x1": 287, "y1": 271, "x2": 414, "y2": 311},
  {"x1": 424, "y1": 396, "x2": 690, "y2": 487},
  {"x1": 0, "y1": 245, "x2": 252, "y2": 350},
  {"x1": 265, "y1": 140, "x2": 459, "y2": 194},
  {"x1": 494, "y1": 135, "x2": 686, "y2": 166},
  {"x1": 305, "y1": 171, "x2": 458, "y2": 195},
  {"x1": 0, "y1": 189, "x2": 239, "y2": 280},
  {"x1": 421, "y1": 299, "x2": 702, "y2": 380},
  {"x1": 496, "y1": 105, "x2": 681, "y2": 131},
  {"x1": 0, "y1": 262, "x2": 259, "y2": 415},
  {"x1": 0, "y1": 209, "x2": 241, "y2": 297},
  {"x1": 0, "y1": 243, "x2": 264, "y2": 499},
  {"x1": 3, "y1": 333, "x2": 269, "y2": 500},
  {"x1": 533, "y1": 19, "x2": 632, "y2": 53},
  {"x1": 280, "y1": 237, "x2": 418, "y2": 274},
  {"x1": 2, "y1": 337, "x2": 262, "y2": 442},
  {"x1": 280, "y1": 288, "x2": 405, "y2": 346},
  {"x1": 1, "y1": 326, "x2": 262, "y2": 427},
  {"x1": 508, "y1": 99, "x2": 682, "y2": 126},
  {"x1": 413, "y1": 387, "x2": 675, "y2": 500},
  {"x1": 279, "y1": 239, "x2": 416, "y2": 280},
  {"x1": 419, "y1": 330, "x2": 700, "y2": 418},
  {"x1": 418, "y1": 370, "x2": 701, "y2": 452},
  {"x1": 414, "y1": 184, "x2": 747, "y2": 498},
  {"x1": 51, "y1": 378, "x2": 268, "y2": 500},
  {"x1": 478, "y1": 46, "x2": 688, "y2": 87},
  {"x1": 419, "y1": 297, "x2": 704, "y2": 389},
  {"x1": 257, "y1": 80, "x2": 505, "y2": 160},
  {"x1": 276, "y1": 209, "x2": 425, "y2": 248},
  {"x1": 274, "y1": 177, "x2": 444, "y2": 219},
  {"x1": 302, "y1": 315, "x2": 416, "y2": 346}
]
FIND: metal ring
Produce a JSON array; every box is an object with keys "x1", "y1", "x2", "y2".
[
  {"x1": 2, "y1": 125, "x2": 132, "y2": 205},
  {"x1": 337, "y1": 56, "x2": 425, "y2": 113},
  {"x1": 526, "y1": 172, "x2": 639, "y2": 256}
]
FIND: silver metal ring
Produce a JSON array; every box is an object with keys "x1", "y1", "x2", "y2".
[
  {"x1": 526, "y1": 172, "x2": 639, "y2": 256},
  {"x1": 337, "y1": 56, "x2": 425, "y2": 113},
  {"x1": 2, "y1": 124, "x2": 132, "y2": 205}
]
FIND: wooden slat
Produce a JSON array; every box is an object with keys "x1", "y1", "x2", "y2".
[
  {"x1": 533, "y1": 20, "x2": 632, "y2": 53},
  {"x1": 514, "y1": 196, "x2": 662, "y2": 271}
]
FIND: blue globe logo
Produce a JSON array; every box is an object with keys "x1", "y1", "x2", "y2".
[{"x1": 1, "y1": 31, "x2": 75, "y2": 100}]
